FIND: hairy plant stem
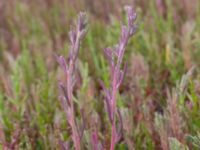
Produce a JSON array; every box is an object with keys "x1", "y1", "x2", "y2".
[
  {"x1": 110, "y1": 121, "x2": 117, "y2": 150},
  {"x1": 110, "y1": 31, "x2": 128, "y2": 150},
  {"x1": 57, "y1": 13, "x2": 87, "y2": 150},
  {"x1": 102, "y1": 6, "x2": 137, "y2": 149},
  {"x1": 110, "y1": 72, "x2": 117, "y2": 150},
  {"x1": 67, "y1": 30, "x2": 83, "y2": 150},
  {"x1": 67, "y1": 74, "x2": 80, "y2": 150}
]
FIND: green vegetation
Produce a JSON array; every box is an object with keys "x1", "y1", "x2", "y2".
[{"x1": 0, "y1": 0, "x2": 199, "y2": 149}]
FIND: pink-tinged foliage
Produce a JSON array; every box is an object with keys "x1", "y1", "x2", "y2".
[
  {"x1": 101, "y1": 5, "x2": 137, "y2": 150},
  {"x1": 91, "y1": 130, "x2": 103, "y2": 150},
  {"x1": 57, "y1": 12, "x2": 87, "y2": 150},
  {"x1": 166, "y1": 88, "x2": 183, "y2": 142}
]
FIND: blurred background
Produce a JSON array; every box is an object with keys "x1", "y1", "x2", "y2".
[{"x1": 0, "y1": 0, "x2": 200, "y2": 149}]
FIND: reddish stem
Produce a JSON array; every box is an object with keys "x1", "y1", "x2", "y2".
[{"x1": 110, "y1": 122, "x2": 116, "y2": 150}]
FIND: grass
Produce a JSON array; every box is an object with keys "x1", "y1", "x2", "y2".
[{"x1": 0, "y1": 0, "x2": 200, "y2": 149}]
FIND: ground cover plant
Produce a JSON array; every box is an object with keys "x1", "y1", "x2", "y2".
[{"x1": 0, "y1": 0, "x2": 200, "y2": 149}]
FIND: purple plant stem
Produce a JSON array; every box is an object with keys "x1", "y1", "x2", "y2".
[
  {"x1": 110, "y1": 68, "x2": 118, "y2": 150},
  {"x1": 68, "y1": 77, "x2": 80, "y2": 150},
  {"x1": 91, "y1": 131, "x2": 99, "y2": 150},
  {"x1": 110, "y1": 122, "x2": 117, "y2": 150},
  {"x1": 109, "y1": 41, "x2": 126, "y2": 150},
  {"x1": 57, "y1": 12, "x2": 87, "y2": 150},
  {"x1": 67, "y1": 30, "x2": 80, "y2": 150},
  {"x1": 102, "y1": 6, "x2": 137, "y2": 150}
]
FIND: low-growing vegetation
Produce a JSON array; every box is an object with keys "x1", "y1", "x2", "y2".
[{"x1": 0, "y1": 0, "x2": 200, "y2": 149}]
